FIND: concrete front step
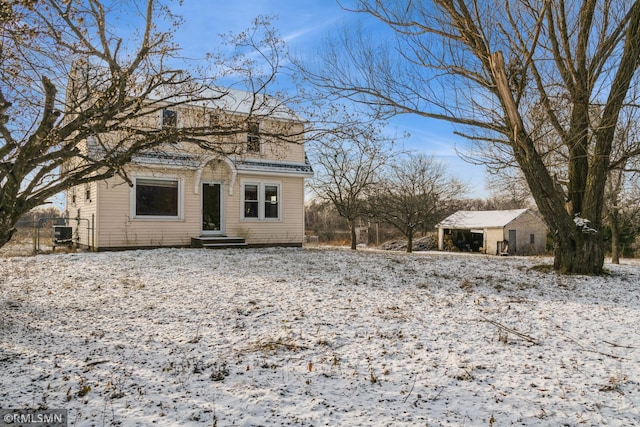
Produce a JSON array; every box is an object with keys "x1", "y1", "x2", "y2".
[
  {"x1": 191, "y1": 236, "x2": 248, "y2": 249},
  {"x1": 202, "y1": 242, "x2": 248, "y2": 249}
]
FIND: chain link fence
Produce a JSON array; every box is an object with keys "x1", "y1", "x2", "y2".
[{"x1": 0, "y1": 209, "x2": 73, "y2": 256}]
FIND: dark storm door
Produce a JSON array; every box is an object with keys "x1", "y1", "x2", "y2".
[
  {"x1": 508, "y1": 229, "x2": 516, "y2": 255},
  {"x1": 202, "y1": 183, "x2": 223, "y2": 235}
]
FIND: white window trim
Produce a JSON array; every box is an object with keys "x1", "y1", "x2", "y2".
[
  {"x1": 130, "y1": 175, "x2": 184, "y2": 221},
  {"x1": 240, "y1": 180, "x2": 281, "y2": 221},
  {"x1": 242, "y1": 181, "x2": 260, "y2": 220},
  {"x1": 262, "y1": 183, "x2": 280, "y2": 220}
]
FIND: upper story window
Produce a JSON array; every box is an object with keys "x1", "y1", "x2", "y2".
[
  {"x1": 247, "y1": 121, "x2": 260, "y2": 153},
  {"x1": 162, "y1": 109, "x2": 178, "y2": 128},
  {"x1": 208, "y1": 113, "x2": 221, "y2": 126}
]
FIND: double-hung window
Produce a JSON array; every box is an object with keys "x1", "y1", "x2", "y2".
[
  {"x1": 246, "y1": 121, "x2": 261, "y2": 153},
  {"x1": 242, "y1": 182, "x2": 280, "y2": 220},
  {"x1": 264, "y1": 184, "x2": 279, "y2": 219},
  {"x1": 134, "y1": 177, "x2": 181, "y2": 219},
  {"x1": 243, "y1": 184, "x2": 259, "y2": 218}
]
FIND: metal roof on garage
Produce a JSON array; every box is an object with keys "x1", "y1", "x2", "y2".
[{"x1": 436, "y1": 209, "x2": 530, "y2": 229}]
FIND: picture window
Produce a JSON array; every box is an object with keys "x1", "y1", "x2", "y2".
[{"x1": 134, "y1": 178, "x2": 180, "y2": 218}]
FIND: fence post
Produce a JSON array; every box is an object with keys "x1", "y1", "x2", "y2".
[{"x1": 32, "y1": 217, "x2": 37, "y2": 255}]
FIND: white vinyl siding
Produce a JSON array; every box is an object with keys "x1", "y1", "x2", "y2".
[
  {"x1": 65, "y1": 94, "x2": 310, "y2": 250},
  {"x1": 227, "y1": 176, "x2": 303, "y2": 244},
  {"x1": 67, "y1": 180, "x2": 98, "y2": 248},
  {"x1": 98, "y1": 170, "x2": 196, "y2": 248},
  {"x1": 94, "y1": 168, "x2": 305, "y2": 248}
]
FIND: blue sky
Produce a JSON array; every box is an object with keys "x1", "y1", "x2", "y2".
[{"x1": 168, "y1": 1, "x2": 488, "y2": 197}]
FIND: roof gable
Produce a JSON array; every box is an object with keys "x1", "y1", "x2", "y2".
[
  {"x1": 436, "y1": 209, "x2": 531, "y2": 229},
  {"x1": 70, "y1": 62, "x2": 301, "y2": 121}
]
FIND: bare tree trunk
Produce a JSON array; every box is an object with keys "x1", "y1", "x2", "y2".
[
  {"x1": 552, "y1": 228, "x2": 604, "y2": 274},
  {"x1": 406, "y1": 231, "x2": 413, "y2": 254},
  {"x1": 349, "y1": 220, "x2": 357, "y2": 250},
  {"x1": 490, "y1": 51, "x2": 605, "y2": 274},
  {"x1": 609, "y1": 208, "x2": 621, "y2": 264},
  {"x1": 0, "y1": 215, "x2": 17, "y2": 249}
]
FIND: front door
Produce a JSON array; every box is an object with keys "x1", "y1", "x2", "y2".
[{"x1": 202, "y1": 182, "x2": 223, "y2": 235}]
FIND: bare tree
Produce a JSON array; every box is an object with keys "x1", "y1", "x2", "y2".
[
  {"x1": 300, "y1": 1, "x2": 640, "y2": 274},
  {"x1": 371, "y1": 154, "x2": 465, "y2": 253},
  {"x1": 485, "y1": 168, "x2": 534, "y2": 209},
  {"x1": 0, "y1": 1, "x2": 294, "y2": 248},
  {"x1": 309, "y1": 121, "x2": 395, "y2": 250}
]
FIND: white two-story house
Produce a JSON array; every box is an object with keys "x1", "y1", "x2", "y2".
[{"x1": 64, "y1": 88, "x2": 312, "y2": 250}]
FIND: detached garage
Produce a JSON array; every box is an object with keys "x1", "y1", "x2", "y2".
[{"x1": 436, "y1": 209, "x2": 548, "y2": 255}]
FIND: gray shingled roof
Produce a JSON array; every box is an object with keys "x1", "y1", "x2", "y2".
[{"x1": 233, "y1": 157, "x2": 313, "y2": 176}]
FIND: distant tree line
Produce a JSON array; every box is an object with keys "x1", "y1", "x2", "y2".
[{"x1": 15, "y1": 206, "x2": 63, "y2": 228}]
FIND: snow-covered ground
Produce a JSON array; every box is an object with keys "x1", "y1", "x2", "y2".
[{"x1": 0, "y1": 247, "x2": 638, "y2": 426}]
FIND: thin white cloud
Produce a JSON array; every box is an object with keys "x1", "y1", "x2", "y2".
[{"x1": 281, "y1": 15, "x2": 345, "y2": 44}]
